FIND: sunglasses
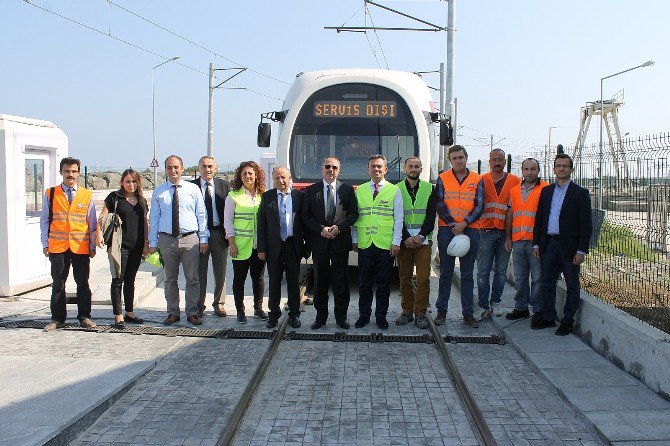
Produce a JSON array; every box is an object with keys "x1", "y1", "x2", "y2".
[{"x1": 324, "y1": 164, "x2": 339, "y2": 170}]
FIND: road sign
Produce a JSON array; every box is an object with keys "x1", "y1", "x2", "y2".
[{"x1": 150, "y1": 158, "x2": 159, "y2": 168}]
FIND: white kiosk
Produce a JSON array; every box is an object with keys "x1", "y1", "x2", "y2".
[{"x1": 0, "y1": 115, "x2": 68, "y2": 296}]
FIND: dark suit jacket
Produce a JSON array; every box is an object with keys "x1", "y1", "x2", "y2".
[
  {"x1": 301, "y1": 180, "x2": 359, "y2": 254},
  {"x1": 257, "y1": 188, "x2": 307, "y2": 260},
  {"x1": 533, "y1": 181, "x2": 593, "y2": 258},
  {"x1": 192, "y1": 177, "x2": 230, "y2": 244}
]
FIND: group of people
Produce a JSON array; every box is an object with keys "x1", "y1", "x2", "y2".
[{"x1": 41, "y1": 145, "x2": 591, "y2": 337}]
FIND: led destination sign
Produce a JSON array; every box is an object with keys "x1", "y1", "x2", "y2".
[{"x1": 313, "y1": 101, "x2": 397, "y2": 118}]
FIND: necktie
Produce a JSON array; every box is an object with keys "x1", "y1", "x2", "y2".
[
  {"x1": 171, "y1": 184, "x2": 180, "y2": 236},
  {"x1": 373, "y1": 182, "x2": 379, "y2": 200},
  {"x1": 279, "y1": 193, "x2": 288, "y2": 241},
  {"x1": 327, "y1": 184, "x2": 335, "y2": 224},
  {"x1": 204, "y1": 182, "x2": 214, "y2": 230},
  {"x1": 66, "y1": 187, "x2": 73, "y2": 204}
]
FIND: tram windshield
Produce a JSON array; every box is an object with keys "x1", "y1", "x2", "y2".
[{"x1": 289, "y1": 83, "x2": 418, "y2": 184}]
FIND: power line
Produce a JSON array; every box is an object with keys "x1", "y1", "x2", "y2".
[
  {"x1": 106, "y1": 0, "x2": 289, "y2": 85},
  {"x1": 22, "y1": 0, "x2": 281, "y2": 101},
  {"x1": 365, "y1": 3, "x2": 389, "y2": 69}
]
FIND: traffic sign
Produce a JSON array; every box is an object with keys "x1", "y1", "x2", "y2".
[{"x1": 150, "y1": 158, "x2": 159, "y2": 168}]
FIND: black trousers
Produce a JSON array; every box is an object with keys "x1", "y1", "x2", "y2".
[
  {"x1": 313, "y1": 249, "x2": 350, "y2": 323},
  {"x1": 267, "y1": 238, "x2": 301, "y2": 319},
  {"x1": 49, "y1": 249, "x2": 91, "y2": 323},
  {"x1": 110, "y1": 246, "x2": 143, "y2": 315},
  {"x1": 358, "y1": 244, "x2": 393, "y2": 319},
  {"x1": 540, "y1": 237, "x2": 582, "y2": 324},
  {"x1": 232, "y1": 249, "x2": 266, "y2": 311}
]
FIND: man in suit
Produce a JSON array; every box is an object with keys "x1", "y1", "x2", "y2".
[
  {"x1": 532, "y1": 153, "x2": 592, "y2": 336},
  {"x1": 257, "y1": 167, "x2": 307, "y2": 329},
  {"x1": 192, "y1": 156, "x2": 229, "y2": 318},
  {"x1": 149, "y1": 155, "x2": 209, "y2": 326},
  {"x1": 302, "y1": 157, "x2": 359, "y2": 330}
]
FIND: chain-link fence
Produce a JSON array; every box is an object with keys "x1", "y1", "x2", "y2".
[{"x1": 517, "y1": 133, "x2": 670, "y2": 334}]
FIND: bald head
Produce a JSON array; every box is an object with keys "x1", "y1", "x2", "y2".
[{"x1": 273, "y1": 166, "x2": 292, "y2": 193}]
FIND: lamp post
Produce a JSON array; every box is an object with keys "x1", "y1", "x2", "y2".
[
  {"x1": 547, "y1": 126, "x2": 558, "y2": 179},
  {"x1": 598, "y1": 60, "x2": 654, "y2": 208},
  {"x1": 152, "y1": 56, "x2": 180, "y2": 188}
]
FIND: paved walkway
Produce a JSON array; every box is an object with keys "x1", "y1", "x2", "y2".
[{"x1": 452, "y1": 264, "x2": 670, "y2": 445}]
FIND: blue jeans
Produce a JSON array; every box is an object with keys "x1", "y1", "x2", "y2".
[
  {"x1": 436, "y1": 226, "x2": 480, "y2": 316},
  {"x1": 540, "y1": 238, "x2": 581, "y2": 324},
  {"x1": 512, "y1": 240, "x2": 542, "y2": 313},
  {"x1": 477, "y1": 229, "x2": 511, "y2": 310}
]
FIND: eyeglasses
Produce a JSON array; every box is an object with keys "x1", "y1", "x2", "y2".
[
  {"x1": 324, "y1": 164, "x2": 339, "y2": 170},
  {"x1": 554, "y1": 164, "x2": 571, "y2": 169}
]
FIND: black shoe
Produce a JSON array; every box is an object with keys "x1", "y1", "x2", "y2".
[
  {"x1": 254, "y1": 309, "x2": 268, "y2": 320},
  {"x1": 113, "y1": 320, "x2": 126, "y2": 329},
  {"x1": 555, "y1": 322, "x2": 573, "y2": 336},
  {"x1": 376, "y1": 317, "x2": 389, "y2": 330},
  {"x1": 237, "y1": 312, "x2": 248, "y2": 324},
  {"x1": 336, "y1": 320, "x2": 350, "y2": 330},
  {"x1": 354, "y1": 316, "x2": 370, "y2": 328},
  {"x1": 266, "y1": 317, "x2": 278, "y2": 329},
  {"x1": 124, "y1": 315, "x2": 144, "y2": 324},
  {"x1": 290, "y1": 317, "x2": 301, "y2": 328},
  {"x1": 505, "y1": 309, "x2": 530, "y2": 320},
  {"x1": 531, "y1": 312, "x2": 543, "y2": 323},
  {"x1": 311, "y1": 320, "x2": 326, "y2": 330},
  {"x1": 531, "y1": 317, "x2": 556, "y2": 330}
]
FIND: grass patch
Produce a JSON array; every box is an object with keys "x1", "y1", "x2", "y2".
[{"x1": 593, "y1": 222, "x2": 663, "y2": 262}]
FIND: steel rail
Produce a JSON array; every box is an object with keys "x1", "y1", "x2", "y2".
[{"x1": 427, "y1": 316, "x2": 498, "y2": 446}]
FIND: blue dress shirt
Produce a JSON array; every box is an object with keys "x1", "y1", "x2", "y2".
[{"x1": 149, "y1": 180, "x2": 209, "y2": 248}]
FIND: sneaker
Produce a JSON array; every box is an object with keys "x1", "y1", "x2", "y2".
[
  {"x1": 43, "y1": 321, "x2": 65, "y2": 332},
  {"x1": 492, "y1": 303, "x2": 502, "y2": 317},
  {"x1": 506, "y1": 309, "x2": 530, "y2": 320},
  {"x1": 414, "y1": 315, "x2": 429, "y2": 329},
  {"x1": 395, "y1": 313, "x2": 414, "y2": 325},
  {"x1": 555, "y1": 322, "x2": 573, "y2": 336},
  {"x1": 79, "y1": 318, "x2": 98, "y2": 329},
  {"x1": 254, "y1": 309, "x2": 268, "y2": 320},
  {"x1": 463, "y1": 314, "x2": 479, "y2": 328},
  {"x1": 434, "y1": 310, "x2": 447, "y2": 326},
  {"x1": 237, "y1": 312, "x2": 248, "y2": 324},
  {"x1": 480, "y1": 309, "x2": 492, "y2": 319}
]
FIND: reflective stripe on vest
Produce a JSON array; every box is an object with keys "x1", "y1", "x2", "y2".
[
  {"x1": 398, "y1": 180, "x2": 433, "y2": 237},
  {"x1": 437, "y1": 170, "x2": 481, "y2": 229},
  {"x1": 230, "y1": 188, "x2": 261, "y2": 260},
  {"x1": 509, "y1": 180, "x2": 548, "y2": 242},
  {"x1": 47, "y1": 186, "x2": 93, "y2": 254},
  {"x1": 479, "y1": 173, "x2": 520, "y2": 230},
  {"x1": 355, "y1": 182, "x2": 397, "y2": 250}
]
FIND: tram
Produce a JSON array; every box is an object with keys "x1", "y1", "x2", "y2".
[{"x1": 257, "y1": 68, "x2": 451, "y2": 188}]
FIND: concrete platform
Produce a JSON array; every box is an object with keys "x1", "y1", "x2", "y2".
[{"x1": 454, "y1": 264, "x2": 670, "y2": 445}]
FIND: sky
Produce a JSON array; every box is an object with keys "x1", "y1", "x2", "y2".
[{"x1": 2, "y1": 0, "x2": 668, "y2": 172}]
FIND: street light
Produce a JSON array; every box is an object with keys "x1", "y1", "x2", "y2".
[
  {"x1": 152, "y1": 56, "x2": 181, "y2": 188},
  {"x1": 547, "y1": 126, "x2": 559, "y2": 179},
  {"x1": 598, "y1": 60, "x2": 654, "y2": 208}
]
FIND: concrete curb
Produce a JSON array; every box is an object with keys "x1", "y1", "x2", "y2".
[{"x1": 41, "y1": 360, "x2": 157, "y2": 446}]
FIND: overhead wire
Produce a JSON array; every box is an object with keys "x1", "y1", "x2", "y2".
[
  {"x1": 365, "y1": 3, "x2": 389, "y2": 69},
  {"x1": 21, "y1": 0, "x2": 282, "y2": 101},
  {"x1": 362, "y1": 3, "x2": 382, "y2": 69}
]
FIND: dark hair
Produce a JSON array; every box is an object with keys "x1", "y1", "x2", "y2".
[
  {"x1": 60, "y1": 157, "x2": 81, "y2": 172},
  {"x1": 521, "y1": 157, "x2": 541, "y2": 170},
  {"x1": 448, "y1": 145, "x2": 468, "y2": 158},
  {"x1": 490, "y1": 148, "x2": 506, "y2": 157},
  {"x1": 368, "y1": 154, "x2": 387, "y2": 166},
  {"x1": 404, "y1": 156, "x2": 422, "y2": 166},
  {"x1": 117, "y1": 168, "x2": 148, "y2": 213},
  {"x1": 164, "y1": 155, "x2": 184, "y2": 167},
  {"x1": 231, "y1": 161, "x2": 266, "y2": 193},
  {"x1": 554, "y1": 153, "x2": 573, "y2": 168}
]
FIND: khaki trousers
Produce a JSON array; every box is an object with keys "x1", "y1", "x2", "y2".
[{"x1": 396, "y1": 242, "x2": 431, "y2": 315}]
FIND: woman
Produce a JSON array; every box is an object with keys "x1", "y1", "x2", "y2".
[
  {"x1": 224, "y1": 161, "x2": 268, "y2": 323},
  {"x1": 97, "y1": 169, "x2": 149, "y2": 328}
]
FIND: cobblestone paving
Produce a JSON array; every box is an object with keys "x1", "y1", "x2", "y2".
[
  {"x1": 71, "y1": 338, "x2": 267, "y2": 446},
  {"x1": 234, "y1": 342, "x2": 478, "y2": 446}
]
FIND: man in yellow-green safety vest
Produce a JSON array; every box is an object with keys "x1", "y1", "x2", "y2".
[
  {"x1": 352, "y1": 155, "x2": 404, "y2": 330},
  {"x1": 395, "y1": 157, "x2": 436, "y2": 330}
]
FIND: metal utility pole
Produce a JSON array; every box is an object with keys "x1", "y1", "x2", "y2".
[
  {"x1": 207, "y1": 64, "x2": 247, "y2": 158},
  {"x1": 152, "y1": 56, "x2": 180, "y2": 188},
  {"x1": 446, "y1": 0, "x2": 455, "y2": 138}
]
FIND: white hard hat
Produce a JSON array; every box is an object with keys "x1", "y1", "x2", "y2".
[{"x1": 446, "y1": 234, "x2": 470, "y2": 257}]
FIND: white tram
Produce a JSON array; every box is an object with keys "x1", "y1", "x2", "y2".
[{"x1": 258, "y1": 68, "x2": 449, "y2": 188}]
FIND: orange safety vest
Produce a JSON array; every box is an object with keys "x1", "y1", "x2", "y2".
[
  {"x1": 479, "y1": 172, "x2": 520, "y2": 230},
  {"x1": 509, "y1": 180, "x2": 549, "y2": 242},
  {"x1": 438, "y1": 169, "x2": 482, "y2": 229},
  {"x1": 47, "y1": 186, "x2": 93, "y2": 254}
]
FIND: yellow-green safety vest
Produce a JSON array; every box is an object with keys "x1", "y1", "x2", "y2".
[
  {"x1": 398, "y1": 179, "x2": 433, "y2": 240},
  {"x1": 230, "y1": 188, "x2": 261, "y2": 260},
  {"x1": 355, "y1": 181, "x2": 398, "y2": 250}
]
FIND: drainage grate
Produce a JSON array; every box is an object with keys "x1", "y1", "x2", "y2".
[
  {"x1": 226, "y1": 330, "x2": 275, "y2": 340},
  {"x1": 445, "y1": 335, "x2": 503, "y2": 345}
]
